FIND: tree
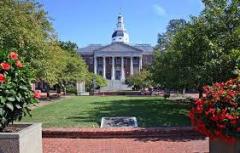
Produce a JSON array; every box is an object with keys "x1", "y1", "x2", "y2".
[
  {"x1": 58, "y1": 41, "x2": 79, "y2": 54},
  {"x1": 166, "y1": 19, "x2": 187, "y2": 35},
  {"x1": 151, "y1": 50, "x2": 184, "y2": 90},
  {"x1": 0, "y1": 0, "x2": 53, "y2": 77},
  {"x1": 58, "y1": 41, "x2": 88, "y2": 94},
  {"x1": 0, "y1": 1, "x2": 89, "y2": 97},
  {"x1": 58, "y1": 41, "x2": 88, "y2": 83},
  {"x1": 126, "y1": 69, "x2": 152, "y2": 90},
  {"x1": 156, "y1": 19, "x2": 187, "y2": 50},
  {"x1": 85, "y1": 73, "x2": 107, "y2": 92},
  {"x1": 151, "y1": 0, "x2": 240, "y2": 97}
]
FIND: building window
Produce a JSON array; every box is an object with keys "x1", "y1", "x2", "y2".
[
  {"x1": 133, "y1": 57, "x2": 139, "y2": 65},
  {"x1": 115, "y1": 58, "x2": 121, "y2": 65},
  {"x1": 89, "y1": 57, "x2": 93, "y2": 64}
]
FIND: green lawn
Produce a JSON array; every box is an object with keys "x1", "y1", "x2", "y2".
[{"x1": 21, "y1": 96, "x2": 191, "y2": 128}]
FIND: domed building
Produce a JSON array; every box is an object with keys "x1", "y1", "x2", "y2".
[
  {"x1": 111, "y1": 15, "x2": 129, "y2": 43},
  {"x1": 78, "y1": 15, "x2": 153, "y2": 91}
]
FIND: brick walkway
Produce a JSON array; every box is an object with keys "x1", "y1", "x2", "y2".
[{"x1": 43, "y1": 137, "x2": 209, "y2": 153}]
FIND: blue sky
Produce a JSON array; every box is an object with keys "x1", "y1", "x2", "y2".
[{"x1": 38, "y1": 0, "x2": 204, "y2": 47}]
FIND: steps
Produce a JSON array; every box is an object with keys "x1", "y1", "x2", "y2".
[{"x1": 101, "y1": 80, "x2": 132, "y2": 92}]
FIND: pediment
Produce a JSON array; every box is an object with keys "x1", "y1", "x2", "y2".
[{"x1": 95, "y1": 43, "x2": 143, "y2": 53}]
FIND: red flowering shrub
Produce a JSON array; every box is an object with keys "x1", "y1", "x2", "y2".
[
  {"x1": 189, "y1": 78, "x2": 240, "y2": 143},
  {"x1": 0, "y1": 50, "x2": 38, "y2": 131}
]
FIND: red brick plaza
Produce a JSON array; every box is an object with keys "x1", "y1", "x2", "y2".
[{"x1": 43, "y1": 127, "x2": 209, "y2": 153}]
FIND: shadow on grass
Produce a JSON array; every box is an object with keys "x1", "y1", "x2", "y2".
[
  {"x1": 66, "y1": 97, "x2": 206, "y2": 141},
  {"x1": 67, "y1": 98, "x2": 191, "y2": 128}
]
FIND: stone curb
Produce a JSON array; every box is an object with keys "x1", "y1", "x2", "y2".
[{"x1": 42, "y1": 127, "x2": 203, "y2": 138}]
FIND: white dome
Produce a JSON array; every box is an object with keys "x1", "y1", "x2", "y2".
[{"x1": 112, "y1": 15, "x2": 129, "y2": 44}]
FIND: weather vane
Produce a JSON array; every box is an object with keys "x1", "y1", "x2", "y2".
[{"x1": 119, "y1": 7, "x2": 122, "y2": 16}]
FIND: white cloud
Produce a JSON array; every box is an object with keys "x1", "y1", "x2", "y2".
[{"x1": 153, "y1": 4, "x2": 166, "y2": 17}]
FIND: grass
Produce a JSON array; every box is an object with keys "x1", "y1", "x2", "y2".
[{"x1": 21, "y1": 96, "x2": 191, "y2": 128}]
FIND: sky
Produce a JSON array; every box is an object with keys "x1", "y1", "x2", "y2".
[{"x1": 38, "y1": 0, "x2": 204, "y2": 47}]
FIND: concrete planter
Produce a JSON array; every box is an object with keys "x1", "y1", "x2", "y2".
[
  {"x1": 210, "y1": 138, "x2": 240, "y2": 153},
  {"x1": 0, "y1": 123, "x2": 42, "y2": 153}
]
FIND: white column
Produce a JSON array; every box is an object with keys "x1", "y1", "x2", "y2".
[
  {"x1": 139, "y1": 56, "x2": 143, "y2": 72},
  {"x1": 130, "y1": 56, "x2": 134, "y2": 75},
  {"x1": 121, "y1": 57, "x2": 125, "y2": 81},
  {"x1": 103, "y1": 56, "x2": 106, "y2": 79},
  {"x1": 111, "y1": 57, "x2": 115, "y2": 80},
  {"x1": 94, "y1": 56, "x2": 97, "y2": 74}
]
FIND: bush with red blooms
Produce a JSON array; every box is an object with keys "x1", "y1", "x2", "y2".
[
  {"x1": 0, "y1": 50, "x2": 38, "y2": 131},
  {"x1": 189, "y1": 78, "x2": 240, "y2": 143}
]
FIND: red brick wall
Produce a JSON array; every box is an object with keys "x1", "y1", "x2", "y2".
[
  {"x1": 143, "y1": 55, "x2": 153, "y2": 67},
  {"x1": 81, "y1": 54, "x2": 94, "y2": 72}
]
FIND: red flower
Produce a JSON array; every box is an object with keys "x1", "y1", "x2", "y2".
[
  {"x1": 203, "y1": 85, "x2": 211, "y2": 94},
  {"x1": 215, "y1": 130, "x2": 222, "y2": 137},
  {"x1": 226, "y1": 79, "x2": 234, "y2": 85},
  {"x1": 190, "y1": 78, "x2": 240, "y2": 142},
  {"x1": 0, "y1": 62, "x2": 11, "y2": 71},
  {"x1": 227, "y1": 90, "x2": 235, "y2": 97},
  {"x1": 16, "y1": 60, "x2": 23, "y2": 68},
  {"x1": 230, "y1": 119, "x2": 237, "y2": 125},
  {"x1": 217, "y1": 123, "x2": 226, "y2": 129},
  {"x1": 214, "y1": 82, "x2": 225, "y2": 88},
  {"x1": 195, "y1": 99, "x2": 204, "y2": 105},
  {"x1": 210, "y1": 114, "x2": 218, "y2": 121},
  {"x1": 225, "y1": 114, "x2": 234, "y2": 120},
  {"x1": 205, "y1": 108, "x2": 216, "y2": 116},
  {"x1": 196, "y1": 105, "x2": 203, "y2": 113},
  {"x1": 34, "y1": 90, "x2": 41, "y2": 99},
  {"x1": 218, "y1": 109, "x2": 227, "y2": 121},
  {"x1": 0, "y1": 74, "x2": 5, "y2": 83},
  {"x1": 9, "y1": 51, "x2": 18, "y2": 60}
]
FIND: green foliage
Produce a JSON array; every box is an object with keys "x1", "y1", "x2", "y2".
[
  {"x1": 58, "y1": 41, "x2": 79, "y2": 54},
  {"x1": 0, "y1": 1, "x2": 89, "y2": 92},
  {"x1": 152, "y1": 0, "x2": 240, "y2": 95},
  {"x1": 0, "y1": 50, "x2": 37, "y2": 131},
  {"x1": 65, "y1": 83, "x2": 77, "y2": 95},
  {"x1": 0, "y1": 0, "x2": 53, "y2": 77},
  {"x1": 59, "y1": 41, "x2": 88, "y2": 83},
  {"x1": 85, "y1": 73, "x2": 107, "y2": 91},
  {"x1": 126, "y1": 69, "x2": 152, "y2": 90},
  {"x1": 39, "y1": 40, "x2": 88, "y2": 97},
  {"x1": 156, "y1": 19, "x2": 187, "y2": 50},
  {"x1": 151, "y1": 50, "x2": 183, "y2": 89}
]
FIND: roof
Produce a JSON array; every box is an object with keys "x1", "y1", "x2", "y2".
[
  {"x1": 78, "y1": 44, "x2": 103, "y2": 54},
  {"x1": 78, "y1": 43, "x2": 153, "y2": 55},
  {"x1": 96, "y1": 42, "x2": 143, "y2": 52},
  {"x1": 134, "y1": 44, "x2": 154, "y2": 53}
]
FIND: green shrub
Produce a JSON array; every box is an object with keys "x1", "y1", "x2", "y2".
[{"x1": 0, "y1": 50, "x2": 38, "y2": 131}]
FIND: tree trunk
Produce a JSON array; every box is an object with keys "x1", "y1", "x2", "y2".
[
  {"x1": 182, "y1": 88, "x2": 186, "y2": 95},
  {"x1": 56, "y1": 84, "x2": 61, "y2": 97},
  {"x1": 46, "y1": 85, "x2": 50, "y2": 98},
  {"x1": 198, "y1": 86, "x2": 203, "y2": 98},
  {"x1": 64, "y1": 87, "x2": 66, "y2": 95}
]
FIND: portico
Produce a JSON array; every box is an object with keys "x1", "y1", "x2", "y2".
[{"x1": 94, "y1": 55, "x2": 143, "y2": 81}]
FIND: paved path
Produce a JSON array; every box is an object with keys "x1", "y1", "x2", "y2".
[
  {"x1": 31, "y1": 96, "x2": 73, "y2": 109},
  {"x1": 43, "y1": 137, "x2": 209, "y2": 153}
]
